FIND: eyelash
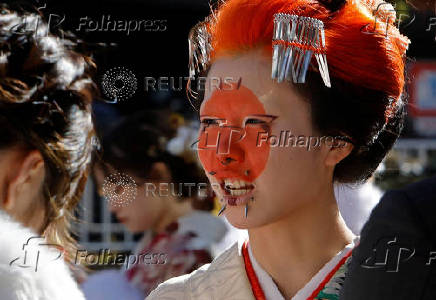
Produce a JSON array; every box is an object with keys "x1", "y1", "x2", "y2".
[
  {"x1": 200, "y1": 118, "x2": 269, "y2": 127},
  {"x1": 200, "y1": 118, "x2": 219, "y2": 125},
  {"x1": 245, "y1": 118, "x2": 266, "y2": 125}
]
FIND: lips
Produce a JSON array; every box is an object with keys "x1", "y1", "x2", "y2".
[
  {"x1": 116, "y1": 215, "x2": 127, "y2": 223},
  {"x1": 219, "y1": 178, "x2": 255, "y2": 206},
  {"x1": 223, "y1": 179, "x2": 254, "y2": 195}
]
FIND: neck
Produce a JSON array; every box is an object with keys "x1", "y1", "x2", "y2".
[
  {"x1": 153, "y1": 199, "x2": 194, "y2": 234},
  {"x1": 248, "y1": 187, "x2": 354, "y2": 299}
]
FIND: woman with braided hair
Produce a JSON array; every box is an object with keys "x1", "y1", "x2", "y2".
[
  {"x1": 147, "y1": 0, "x2": 410, "y2": 299},
  {"x1": 0, "y1": 3, "x2": 97, "y2": 299}
]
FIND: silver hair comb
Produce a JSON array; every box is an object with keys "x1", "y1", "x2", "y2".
[
  {"x1": 271, "y1": 13, "x2": 331, "y2": 87},
  {"x1": 188, "y1": 20, "x2": 212, "y2": 80}
]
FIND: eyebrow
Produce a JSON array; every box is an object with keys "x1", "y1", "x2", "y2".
[
  {"x1": 246, "y1": 114, "x2": 279, "y2": 121},
  {"x1": 199, "y1": 116, "x2": 226, "y2": 120},
  {"x1": 199, "y1": 114, "x2": 278, "y2": 120}
]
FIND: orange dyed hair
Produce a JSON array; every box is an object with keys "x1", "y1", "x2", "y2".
[{"x1": 207, "y1": 0, "x2": 410, "y2": 102}]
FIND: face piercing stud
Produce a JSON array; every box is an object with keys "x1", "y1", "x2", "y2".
[
  {"x1": 244, "y1": 203, "x2": 248, "y2": 218},
  {"x1": 221, "y1": 157, "x2": 236, "y2": 165},
  {"x1": 250, "y1": 196, "x2": 255, "y2": 202},
  {"x1": 209, "y1": 171, "x2": 216, "y2": 175},
  {"x1": 218, "y1": 204, "x2": 227, "y2": 216},
  {"x1": 244, "y1": 170, "x2": 250, "y2": 176}
]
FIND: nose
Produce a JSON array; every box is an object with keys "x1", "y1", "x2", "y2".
[
  {"x1": 215, "y1": 126, "x2": 245, "y2": 164},
  {"x1": 108, "y1": 200, "x2": 121, "y2": 214}
]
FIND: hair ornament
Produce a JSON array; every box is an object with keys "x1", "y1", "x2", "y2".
[
  {"x1": 188, "y1": 20, "x2": 212, "y2": 80},
  {"x1": 271, "y1": 13, "x2": 331, "y2": 87}
]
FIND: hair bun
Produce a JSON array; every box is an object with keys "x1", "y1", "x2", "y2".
[
  {"x1": 361, "y1": 0, "x2": 396, "y2": 25},
  {"x1": 359, "y1": 0, "x2": 410, "y2": 57},
  {"x1": 318, "y1": 0, "x2": 347, "y2": 12}
]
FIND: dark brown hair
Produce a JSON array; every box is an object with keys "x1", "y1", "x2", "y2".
[
  {"x1": 0, "y1": 3, "x2": 97, "y2": 262},
  {"x1": 98, "y1": 110, "x2": 215, "y2": 211}
]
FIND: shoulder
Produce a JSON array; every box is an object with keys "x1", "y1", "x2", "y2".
[
  {"x1": 375, "y1": 175, "x2": 436, "y2": 212},
  {"x1": 82, "y1": 270, "x2": 143, "y2": 300},
  {"x1": 146, "y1": 242, "x2": 254, "y2": 300},
  {"x1": 362, "y1": 176, "x2": 436, "y2": 240},
  {"x1": 341, "y1": 177, "x2": 436, "y2": 299},
  {"x1": 0, "y1": 211, "x2": 85, "y2": 300}
]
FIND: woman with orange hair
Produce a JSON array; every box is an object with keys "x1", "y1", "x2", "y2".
[{"x1": 147, "y1": 0, "x2": 410, "y2": 299}]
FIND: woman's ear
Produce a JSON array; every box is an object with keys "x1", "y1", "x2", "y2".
[
  {"x1": 4, "y1": 150, "x2": 45, "y2": 211},
  {"x1": 324, "y1": 139, "x2": 354, "y2": 167}
]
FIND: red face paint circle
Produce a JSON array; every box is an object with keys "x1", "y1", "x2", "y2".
[{"x1": 198, "y1": 84, "x2": 271, "y2": 183}]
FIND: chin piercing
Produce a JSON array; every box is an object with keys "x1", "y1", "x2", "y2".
[
  {"x1": 218, "y1": 204, "x2": 227, "y2": 216},
  {"x1": 244, "y1": 204, "x2": 248, "y2": 218}
]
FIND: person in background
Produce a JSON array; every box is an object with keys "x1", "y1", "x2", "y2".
[
  {"x1": 341, "y1": 175, "x2": 436, "y2": 299},
  {"x1": 0, "y1": 3, "x2": 97, "y2": 299},
  {"x1": 82, "y1": 111, "x2": 227, "y2": 299}
]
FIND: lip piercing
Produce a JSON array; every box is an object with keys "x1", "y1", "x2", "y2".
[
  {"x1": 218, "y1": 204, "x2": 227, "y2": 216},
  {"x1": 250, "y1": 196, "x2": 255, "y2": 202},
  {"x1": 244, "y1": 170, "x2": 250, "y2": 176},
  {"x1": 244, "y1": 204, "x2": 248, "y2": 218},
  {"x1": 209, "y1": 171, "x2": 216, "y2": 175}
]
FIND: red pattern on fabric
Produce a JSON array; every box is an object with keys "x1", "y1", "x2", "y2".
[
  {"x1": 307, "y1": 248, "x2": 353, "y2": 300},
  {"x1": 125, "y1": 222, "x2": 212, "y2": 297},
  {"x1": 242, "y1": 240, "x2": 266, "y2": 300}
]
